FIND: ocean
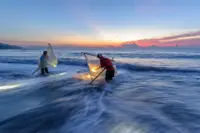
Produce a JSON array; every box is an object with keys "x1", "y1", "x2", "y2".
[{"x1": 0, "y1": 48, "x2": 200, "y2": 133}]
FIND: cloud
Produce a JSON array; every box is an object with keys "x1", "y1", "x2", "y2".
[
  {"x1": 124, "y1": 30, "x2": 200, "y2": 47},
  {"x1": 160, "y1": 31, "x2": 200, "y2": 41}
]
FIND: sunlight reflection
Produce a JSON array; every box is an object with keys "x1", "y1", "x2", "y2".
[
  {"x1": 73, "y1": 73, "x2": 93, "y2": 81},
  {"x1": 59, "y1": 72, "x2": 67, "y2": 76},
  {"x1": 91, "y1": 68, "x2": 96, "y2": 72},
  {"x1": 110, "y1": 123, "x2": 146, "y2": 133},
  {"x1": 0, "y1": 84, "x2": 21, "y2": 90}
]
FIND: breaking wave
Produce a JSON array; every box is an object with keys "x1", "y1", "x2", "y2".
[{"x1": 0, "y1": 57, "x2": 199, "y2": 74}]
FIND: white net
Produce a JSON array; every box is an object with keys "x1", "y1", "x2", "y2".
[
  {"x1": 47, "y1": 44, "x2": 58, "y2": 67},
  {"x1": 83, "y1": 53, "x2": 106, "y2": 80},
  {"x1": 33, "y1": 44, "x2": 58, "y2": 75}
]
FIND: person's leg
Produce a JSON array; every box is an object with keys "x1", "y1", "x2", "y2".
[
  {"x1": 105, "y1": 70, "x2": 109, "y2": 82},
  {"x1": 45, "y1": 67, "x2": 49, "y2": 73},
  {"x1": 105, "y1": 70, "x2": 112, "y2": 82},
  {"x1": 41, "y1": 68, "x2": 45, "y2": 75},
  {"x1": 111, "y1": 70, "x2": 115, "y2": 78}
]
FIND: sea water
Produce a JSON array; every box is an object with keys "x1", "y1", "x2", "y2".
[{"x1": 0, "y1": 48, "x2": 200, "y2": 133}]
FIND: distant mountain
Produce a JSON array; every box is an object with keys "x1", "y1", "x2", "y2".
[
  {"x1": 0, "y1": 42, "x2": 22, "y2": 49},
  {"x1": 148, "y1": 45, "x2": 160, "y2": 48},
  {"x1": 121, "y1": 43, "x2": 140, "y2": 49}
]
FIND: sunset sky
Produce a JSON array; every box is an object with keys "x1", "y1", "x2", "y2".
[{"x1": 0, "y1": 0, "x2": 200, "y2": 47}]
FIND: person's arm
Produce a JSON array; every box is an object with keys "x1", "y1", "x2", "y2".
[
  {"x1": 40, "y1": 56, "x2": 43, "y2": 62},
  {"x1": 96, "y1": 59, "x2": 104, "y2": 70},
  {"x1": 96, "y1": 66, "x2": 102, "y2": 70}
]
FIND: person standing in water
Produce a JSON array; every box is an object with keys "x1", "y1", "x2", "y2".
[
  {"x1": 40, "y1": 51, "x2": 49, "y2": 75},
  {"x1": 97, "y1": 54, "x2": 115, "y2": 82}
]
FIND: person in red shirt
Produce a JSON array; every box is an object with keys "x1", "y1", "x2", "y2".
[{"x1": 97, "y1": 54, "x2": 115, "y2": 82}]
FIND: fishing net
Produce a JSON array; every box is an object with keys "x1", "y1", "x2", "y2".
[
  {"x1": 83, "y1": 53, "x2": 106, "y2": 80},
  {"x1": 47, "y1": 43, "x2": 58, "y2": 67}
]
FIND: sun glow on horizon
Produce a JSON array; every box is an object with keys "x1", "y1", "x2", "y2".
[{"x1": 1, "y1": 28, "x2": 200, "y2": 47}]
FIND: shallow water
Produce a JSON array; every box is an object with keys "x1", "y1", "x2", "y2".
[{"x1": 0, "y1": 49, "x2": 200, "y2": 133}]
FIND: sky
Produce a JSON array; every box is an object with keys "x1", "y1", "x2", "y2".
[{"x1": 0, "y1": 0, "x2": 200, "y2": 47}]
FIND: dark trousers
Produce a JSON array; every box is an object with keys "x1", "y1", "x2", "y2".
[
  {"x1": 105, "y1": 69, "x2": 115, "y2": 81},
  {"x1": 41, "y1": 67, "x2": 49, "y2": 75}
]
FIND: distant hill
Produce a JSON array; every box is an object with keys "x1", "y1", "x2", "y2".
[
  {"x1": 0, "y1": 42, "x2": 22, "y2": 49},
  {"x1": 122, "y1": 44, "x2": 139, "y2": 48},
  {"x1": 120, "y1": 43, "x2": 140, "y2": 49}
]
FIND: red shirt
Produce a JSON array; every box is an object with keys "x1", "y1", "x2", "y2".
[{"x1": 99, "y1": 57, "x2": 114, "y2": 70}]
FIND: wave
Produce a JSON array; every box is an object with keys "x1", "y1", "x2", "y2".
[
  {"x1": 69, "y1": 52, "x2": 200, "y2": 59},
  {"x1": 0, "y1": 57, "x2": 87, "y2": 66},
  {"x1": 113, "y1": 53, "x2": 200, "y2": 59},
  {"x1": 0, "y1": 57, "x2": 199, "y2": 74},
  {"x1": 0, "y1": 101, "x2": 78, "y2": 133},
  {"x1": 118, "y1": 63, "x2": 200, "y2": 73}
]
